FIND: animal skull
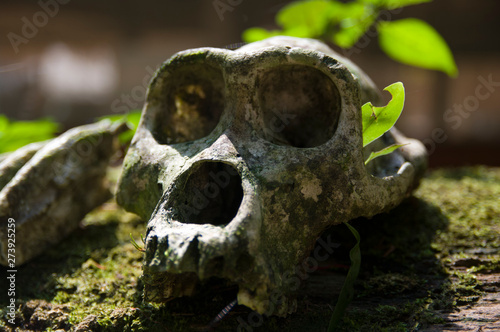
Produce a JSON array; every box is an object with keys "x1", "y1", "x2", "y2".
[{"x1": 117, "y1": 36, "x2": 427, "y2": 316}]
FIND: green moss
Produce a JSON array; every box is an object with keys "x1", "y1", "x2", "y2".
[
  {"x1": 335, "y1": 166, "x2": 500, "y2": 331},
  {"x1": 418, "y1": 167, "x2": 500, "y2": 250},
  {"x1": 1, "y1": 166, "x2": 498, "y2": 331}
]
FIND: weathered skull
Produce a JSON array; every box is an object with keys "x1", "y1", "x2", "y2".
[{"x1": 117, "y1": 36, "x2": 427, "y2": 316}]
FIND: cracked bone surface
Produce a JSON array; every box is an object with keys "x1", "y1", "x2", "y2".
[
  {"x1": 117, "y1": 36, "x2": 427, "y2": 316},
  {"x1": 0, "y1": 120, "x2": 126, "y2": 266}
]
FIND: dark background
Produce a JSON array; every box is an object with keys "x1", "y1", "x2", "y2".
[{"x1": 1, "y1": 0, "x2": 499, "y2": 167}]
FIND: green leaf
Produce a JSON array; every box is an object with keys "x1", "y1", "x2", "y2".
[
  {"x1": 242, "y1": 27, "x2": 282, "y2": 43},
  {"x1": 98, "y1": 110, "x2": 142, "y2": 144},
  {"x1": 364, "y1": 143, "x2": 407, "y2": 165},
  {"x1": 0, "y1": 117, "x2": 60, "y2": 153},
  {"x1": 378, "y1": 18, "x2": 457, "y2": 76},
  {"x1": 277, "y1": 0, "x2": 335, "y2": 37},
  {"x1": 361, "y1": 0, "x2": 431, "y2": 9},
  {"x1": 333, "y1": 3, "x2": 375, "y2": 48},
  {"x1": 362, "y1": 82, "x2": 405, "y2": 147},
  {"x1": 0, "y1": 115, "x2": 8, "y2": 134},
  {"x1": 130, "y1": 233, "x2": 145, "y2": 252},
  {"x1": 281, "y1": 26, "x2": 317, "y2": 39},
  {"x1": 125, "y1": 111, "x2": 142, "y2": 129},
  {"x1": 120, "y1": 111, "x2": 142, "y2": 143},
  {"x1": 242, "y1": 1, "x2": 342, "y2": 43},
  {"x1": 328, "y1": 222, "x2": 361, "y2": 331}
]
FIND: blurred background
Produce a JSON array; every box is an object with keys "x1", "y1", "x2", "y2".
[{"x1": 1, "y1": 0, "x2": 499, "y2": 167}]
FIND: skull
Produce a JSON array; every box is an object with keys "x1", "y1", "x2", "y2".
[{"x1": 117, "y1": 36, "x2": 427, "y2": 316}]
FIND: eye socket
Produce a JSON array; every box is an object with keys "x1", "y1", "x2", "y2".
[
  {"x1": 258, "y1": 65, "x2": 341, "y2": 148},
  {"x1": 153, "y1": 64, "x2": 225, "y2": 144}
]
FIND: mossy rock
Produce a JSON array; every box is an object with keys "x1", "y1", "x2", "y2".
[{"x1": 1, "y1": 166, "x2": 499, "y2": 331}]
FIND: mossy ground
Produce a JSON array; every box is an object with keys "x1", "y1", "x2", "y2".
[{"x1": 1, "y1": 166, "x2": 499, "y2": 331}]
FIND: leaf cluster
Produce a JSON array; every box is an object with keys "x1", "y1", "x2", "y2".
[
  {"x1": 0, "y1": 115, "x2": 59, "y2": 154},
  {"x1": 0, "y1": 111, "x2": 141, "y2": 155},
  {"x1": 243, "y1": 0, "x2": 457, "y2": 76}
]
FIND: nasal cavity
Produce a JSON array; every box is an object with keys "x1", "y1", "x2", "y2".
[{"x1": 176, "y1": 162, "x2": 243, "y2": 226}]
